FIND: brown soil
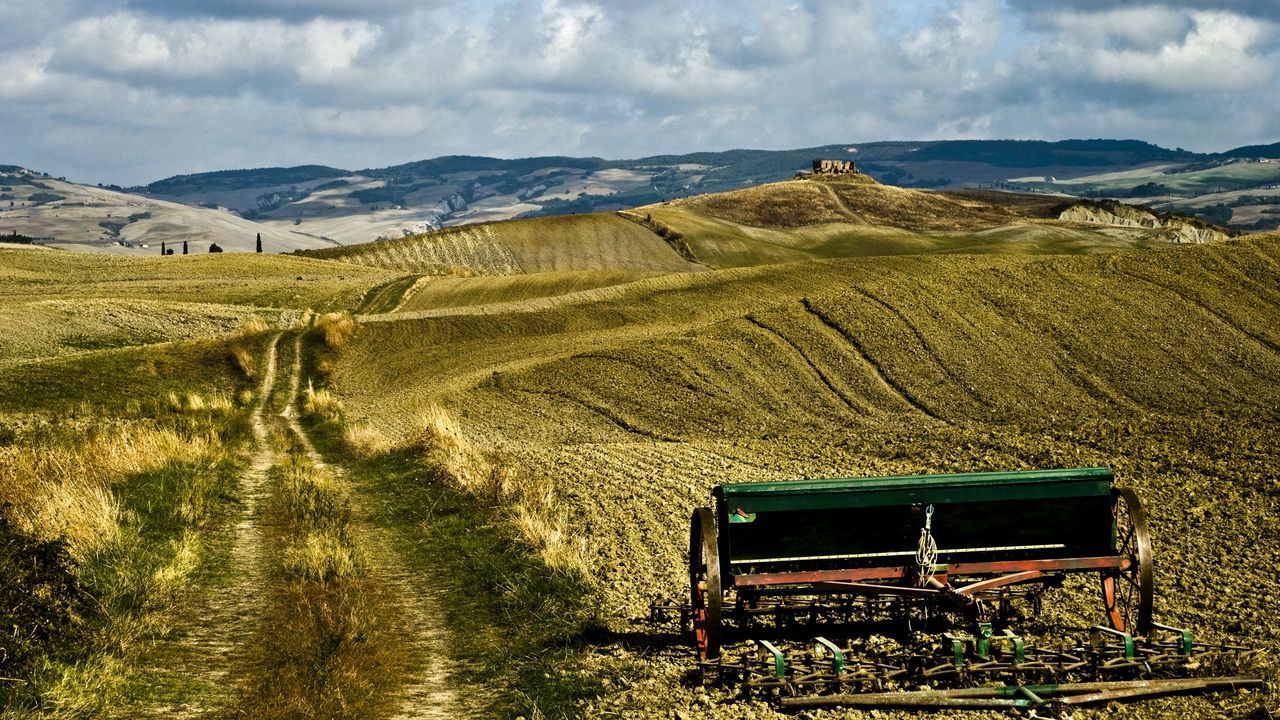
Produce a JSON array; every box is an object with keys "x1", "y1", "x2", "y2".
[{"x1": 334, "y1": 233, "x2": 1280, "y2": 718}]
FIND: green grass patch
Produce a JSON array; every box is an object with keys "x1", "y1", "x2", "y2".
[
  {"x1": 0, "y1": 338, "x2": 255, "y2": 416},
  {"x1": 322, "y1": 446, "x2": 611, "y2": 719},
  {"x1": 357, "y1": 274, "x2": 422, "y2": 314}
]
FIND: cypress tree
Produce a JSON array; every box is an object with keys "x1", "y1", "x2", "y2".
[
  {"x1": 256, "y1": 233, "x2": 262, "y2": 253},
  {"x1": 161, "y1": 241, "x2": 166, "y2": 256},
  {"x1": 182, "y1": 241, "x2": 188, "y2": 255}
]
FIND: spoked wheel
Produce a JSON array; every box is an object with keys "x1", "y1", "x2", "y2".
[
  {"x1": 689, "y1": 507, "x2": 722, "y2": 660},
  {"x1": 1102, "y1": 487, "x2": 1154, "y2": 636}
]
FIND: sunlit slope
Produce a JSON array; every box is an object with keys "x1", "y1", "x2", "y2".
[
  {"x1": 394, "y1": 270, "x2": 666, "y2": 314},
  {"x1": 0, "y1": 247, "x2": 390, "y2": 307},
  {"x1": 485, "y1": 236, "x2": 1279, "y2": 441},
  {"x1": 332, "y1": 234, "x2": 1280, "y2": 632},
  {"x1": 331, "y1": 235, "x2": 1280, "y2": 709},
  {"x1": 307, "y1": 213, "x2": 701, "y2": 275},
  {"x1": 0, "y1": 246, "x2": 392, "y2": 366},
  {"x1": 639, "y1": 178, "x2": 1207, "y2": 269},
  {"x1": 310, "y1": 177, "x2": 1189, "y2": 279},
  {"x1": 338, "y1": 234, "x2": 1280, "y2": 433}
]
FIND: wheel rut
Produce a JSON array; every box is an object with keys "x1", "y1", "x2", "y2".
[
  {"x1": 281, "y1": 333, "x2": 462, "y2": 719},
  {"x1": 137, "y1": 333, "x2": 283, "y2": 718}
]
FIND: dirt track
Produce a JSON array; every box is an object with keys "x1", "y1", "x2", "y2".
[{"x1": 280, "y1": 333, "x2": 462, "y2": 719}]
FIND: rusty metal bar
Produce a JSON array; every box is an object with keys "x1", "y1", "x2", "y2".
[
  {"x1": 732, "y1": 556, "x2": 1122, "y2": 588},
  {"x1": 955, "y1": 570, "x2": 1047, "y2": 596},
  {"x1": 813, "y1": 581, "x2": 943, "y2": 598}
]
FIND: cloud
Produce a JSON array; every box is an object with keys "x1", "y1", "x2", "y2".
[
  {"x1": 2, "y1": 0, "x2": 1277, "y2": 185},
  {"x1": 1029, "y1": 8, "x2": 1275, "y2": 92},
  {"x1": 1015, "y1": 0, "x2": 1280, "y2": 23},
  {"x1": 123, "y1": 0, "x2": 425, "y2": 20}
]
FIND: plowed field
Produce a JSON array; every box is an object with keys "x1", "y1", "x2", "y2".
[{"x1": 334, "y1": 232, "x2": 1280, "y2": 718}]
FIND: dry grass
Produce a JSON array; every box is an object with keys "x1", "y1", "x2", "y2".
[
  {"x1": 302, "y1": 380, "x2": 342, "y2": 421},
  {"x1": 342, "y1": 422, "x2": 394, "y2": 459},
  {"x1": 314, "y1": 311, "x2": 356, "y2": 349},
  {"x1": 509, "y1": 498, "x2": 593, "y2": 583},
  {"x1": 399, "y1": 404, "x2": 594, "y2": 578},
  {"x1": 275, "y1": 454, "x2": 364, "y2": 581},
  {"x1": 0, "y1": 422, "x2": 221, "y2": 560},
  {"x1": 229, "y1": 316, "x2": 270, "y2": 378},
  {"x1": 283, "y1": 530, "x2": 364, "y2": 581},
  {"x1": 338, "y1": 404, "x2": 594, "y2": 577}
]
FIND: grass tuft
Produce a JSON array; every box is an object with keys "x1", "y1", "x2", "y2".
[
  {"x1": 342, "y1": 422, "x2": 394, "y2": 459},
  {"x1": 228, "y1": 316, "x2": 270, "y2": 378},
  {"x1": 314, "y1": 311, "x2": 356, "y2": 350},
  {"x1": 282, "y1": 530, "x2": 364, "y2": 581},
  {"x1": 302, "y1": 380, "x2": 343, "y2": 422}
]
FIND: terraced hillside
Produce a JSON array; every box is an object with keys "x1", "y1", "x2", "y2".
[
  {"x1": 305, "y1": 213, "x2": 701, "y2": 276},
  {"x1": 333, "y1": 231, "x2": 1280, "y2": 718},
  {"x1": 312, "y1": 176, "x2": 1228, "y2": 282}
]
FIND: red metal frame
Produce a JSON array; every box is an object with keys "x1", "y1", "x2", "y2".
[{"x1": 731, "y1": 555, "x2": 1126, "y2": 589}]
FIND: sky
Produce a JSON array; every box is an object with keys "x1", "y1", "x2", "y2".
[{"x1": 2, "y1": 0, "x2": 1277, "y2": 185}]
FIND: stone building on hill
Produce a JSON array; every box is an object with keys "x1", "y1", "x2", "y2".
[{"x1": 813, "y1": 159, "x2": 857, "y2": 175}]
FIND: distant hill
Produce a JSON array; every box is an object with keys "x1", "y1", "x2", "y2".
[
  {"x1": 5, "y1": 138, "x2": 1279, "y2": 253},
  {"x1": 306, "y1": 172, "x2": 1233, "y2": 280},
  {"x1": 129, "y1": 139, "x2": 1280, "y2": 239}
]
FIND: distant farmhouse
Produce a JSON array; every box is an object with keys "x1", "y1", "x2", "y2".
[{"x1": 812, "y1": 159, "x2": 857, "y2": 175}]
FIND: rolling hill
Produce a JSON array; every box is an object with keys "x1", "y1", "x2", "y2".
[
  {"x1": 2, "y1": 159, "x2": 1277, "y2": 719},
  {"x1": 306, "y1": 173, "x2": 1232, "y2": 287},
  {"x1": 5, "y1": 139, "x2": 1278, "y2": 255}
]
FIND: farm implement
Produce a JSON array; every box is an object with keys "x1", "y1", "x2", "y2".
[{"x1": 653, "y1": 467, "x2": 1267, "y2": 712}]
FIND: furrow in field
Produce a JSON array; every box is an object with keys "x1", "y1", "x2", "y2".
[
  {"x1": 743, "y1": 313, "x2": 863, "y2": 414},
  {"x1": 798, "y1": 297, "x2": 941, "y2": 419}
]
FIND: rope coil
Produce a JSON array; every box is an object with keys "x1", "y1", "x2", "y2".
[{"x1": 916, "y1": 504, "x2": 938, "y2": 585}]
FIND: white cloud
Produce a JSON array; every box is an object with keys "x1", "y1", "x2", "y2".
[
  {"x1": 2, "y1": 0, "x2": 1278, "y2": 184},
  {"x1": 1038, "y1": 8, "x2": 1274, "y2": 91}
]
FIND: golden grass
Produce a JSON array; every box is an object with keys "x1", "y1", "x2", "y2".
[
  {"x1": 395, "y1": 404, "x2": 594, "y2": 578},
  {"x1": 509, "y1": 497, "x2": 593, "y2": 582},
  {"x1": 283, "y1": 529, "x2": 364, "y2": 581},
  {"x1": 303, "y1": 380, "x2": 342, "y2": 421},
  {"x1": 229, "y1": 316, "x2": 270, "y2": 378},
  {"x1": 314, "y1": 311, "x2": 356, "y2": 349},
  {"x1": 342, "y1": 422, "x2": 394, "y2": 459},
  {"x1": 0, "y1": 422, "x2": 221, "y2": 559}
]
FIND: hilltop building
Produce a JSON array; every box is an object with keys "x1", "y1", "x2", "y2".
[{"x1": 812, "y1": 159, "x2": 857, "y2": 175}]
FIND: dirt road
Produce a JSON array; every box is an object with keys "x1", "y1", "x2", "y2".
[{"x1": 131, "y1": 331, "x2": 461, "y2": 718}]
